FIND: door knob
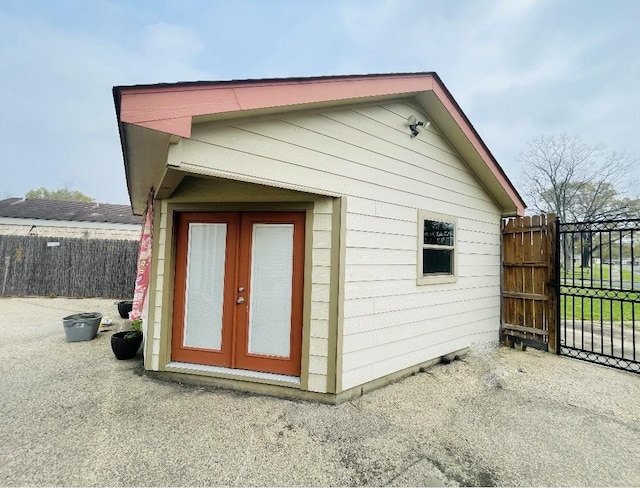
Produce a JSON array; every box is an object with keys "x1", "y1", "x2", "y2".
[{"x1": 236, "y1": 297, "x2": 245, "y2": 304}]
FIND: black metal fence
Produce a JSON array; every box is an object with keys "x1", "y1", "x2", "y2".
[
  {"x1": 558, "y1": 218, "x2": 640, "y2": 373},
  {"x1": 0, "y1": 235, "x2": 138, "y2": 299}
]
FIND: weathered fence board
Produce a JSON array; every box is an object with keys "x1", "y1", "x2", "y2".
[
  {"x1": 502, "y1": 214, "x2": 557, "y2": 352},
  {"x1": 0, "y1": 235, "x2": 138, "y2": 299}
]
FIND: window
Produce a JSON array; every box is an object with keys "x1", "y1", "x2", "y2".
[{"x1": 417, "y1": 211, "x2": 457, "y2": 285}]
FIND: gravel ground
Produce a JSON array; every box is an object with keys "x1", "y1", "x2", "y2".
[{"x1": 1, "y1": 297, "x2": 640, "y2": 487}]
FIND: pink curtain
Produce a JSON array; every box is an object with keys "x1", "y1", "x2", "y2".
[{"x1": 130, "y1": 193, "x2": 154, "y2": 322}]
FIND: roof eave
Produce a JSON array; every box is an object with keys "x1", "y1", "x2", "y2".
[{"x1": 113, "y1": 72, "x2": 525, "y2": 215}]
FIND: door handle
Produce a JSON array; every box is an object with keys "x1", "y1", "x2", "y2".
[{"x1": 236, "y1": 297, "x2": 245, "y2": 304}]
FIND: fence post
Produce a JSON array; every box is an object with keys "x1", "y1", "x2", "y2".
[
  {"x1": 2, "y1": 255, "x2": 9, "y2": 296},
  {"x1": 547, "y1": 214, "x2": 558, "y2": 354}
]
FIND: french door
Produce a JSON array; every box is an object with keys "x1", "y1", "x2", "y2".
[{"x1": 171, "y1": 211, "x2": 305, "y2": 376}]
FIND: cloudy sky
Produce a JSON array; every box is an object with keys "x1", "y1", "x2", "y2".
[{"x1": 1, "y1": 0, "x2": 638, "y2": 206}]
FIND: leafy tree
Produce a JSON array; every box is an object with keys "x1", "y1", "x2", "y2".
[{"x1": 26, "y1": 186, "x2": 95, "y2": 203}]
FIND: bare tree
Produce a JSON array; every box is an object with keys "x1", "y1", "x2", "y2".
[
  {"x1": 519, "y1": 133, "x2": 637, "y2": 223},
  {"x1": 519, "y1": 134, "x2": 638, "y2": 269}
]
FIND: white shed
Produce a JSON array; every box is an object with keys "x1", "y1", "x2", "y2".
[{"x1": 113, "y1": 72, "x2": 525, "y2": 402}]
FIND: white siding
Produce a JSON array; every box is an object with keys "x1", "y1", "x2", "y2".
[
  {"x1": 307, "y1": 201, "x2": 333, "y2": 392},
  {"x1": 0, "y1": 223, "x2": 140, "y2": 240},
  {"x1": 181, "y1": 99, "x2": 503, "y2": 392},
  {"x1": 149, "y1": 200, "x2": 169, "y2": 371}
]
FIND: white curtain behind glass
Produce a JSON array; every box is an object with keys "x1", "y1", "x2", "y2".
[
  {"x1": 248, "y1": 224, "x2": 294, "y2": 357},
  {"x1": 183, "y1": 223, "x2": 226, "y2": 350}
]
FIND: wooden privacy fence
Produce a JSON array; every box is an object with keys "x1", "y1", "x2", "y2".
[
  {"x1": 502, "y1": 214, "x2": 557, "y2": 352},
  {"x1": 0, "y1": 235, "x2": 138, "y2": 299}
]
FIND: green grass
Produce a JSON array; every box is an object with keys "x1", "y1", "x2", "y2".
[
  {"x1": 561, "y1": 290, "x2": 640, "y2": 322},
  {"x1": 564, "y1": 264, "x2": 639, "y2": 283}
]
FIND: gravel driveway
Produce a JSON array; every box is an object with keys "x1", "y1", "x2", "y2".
[{"x1": 1, "y1": 297, "x2": 639, "y2": 486}]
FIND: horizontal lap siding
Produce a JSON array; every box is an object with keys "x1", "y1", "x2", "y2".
[
  {"x1": 185, "y1": 100, "x2": 502, "y2": 392},
  {"x1": 0, "y1": 224, "x2": 140, "y2": 240},
  {"x1": 150, "y1": 200, "x2": 169, "y2": 371},
  {"x1": 186, "y1": 111, "x2": 497, "y2": 218},
  {"x1": 342, "y1": 208, "x2": 501, "y2": 389},
  {"x1": 306, "y1": 201, "x2": 332, "y2": 391}
]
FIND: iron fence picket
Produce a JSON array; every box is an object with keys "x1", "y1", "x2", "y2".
[{"x1": 558, "y1": 218, "x2": 640, "y2": 373}]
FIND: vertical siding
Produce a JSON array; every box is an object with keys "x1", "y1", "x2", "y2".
[{"x1": 180, "y1": 99, "x2": 503, "y2": 392}]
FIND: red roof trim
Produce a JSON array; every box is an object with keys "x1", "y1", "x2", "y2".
[
  {"x1": 117, "y1": 74, "x2": 433, "y2": 136},
  {"x1": 429, "y1": 79, "x2": 524, "y2": 214},
  {"x1": 113, "y1": 72, "x2": 525, "y2": 214}
]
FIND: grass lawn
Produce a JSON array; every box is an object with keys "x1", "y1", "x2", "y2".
[
  {"x1": 565, "y1": 264, "x2": 639, "y2": 283},
  {"x1": 561, "y1": 291, "x2": 640, "y2": 322}
]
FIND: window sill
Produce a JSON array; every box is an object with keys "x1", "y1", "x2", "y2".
[{"x1": 417, "y1": 274, "x2": 457, "y2": 285}]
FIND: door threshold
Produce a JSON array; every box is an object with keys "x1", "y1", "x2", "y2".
[{"x1": 165, "y1": 361, "x2": 301, "y2": 386}]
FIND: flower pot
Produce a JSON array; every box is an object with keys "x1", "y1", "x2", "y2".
[
  {"x1": 110, "y1": 331, "x2": 143, "y2": 360},
  {"x1": 116, "y1": 300, "x2": 134, "y2": 319}
]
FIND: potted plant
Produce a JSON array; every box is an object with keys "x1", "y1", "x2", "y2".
[
  {"x1": 115, "y1": 300, "x2": 134, "y2": 319},
  {"x1": 111, "y1": 318, "x2": 143, "y2": 360}
]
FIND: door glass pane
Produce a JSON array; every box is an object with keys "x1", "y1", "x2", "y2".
[
  {"x1": 183, "y1": 223, "x2": 226, "y2": 350},
  {"x1": 248, "y1": 224, "x2": 294, "y2": 357}
]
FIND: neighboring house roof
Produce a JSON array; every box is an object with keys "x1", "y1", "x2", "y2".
[
  {"x1": 114, "y1": 72, "x2": 526, "y2": 216},
  {"x1": 0, "y1": 198, "x2": 141, "y2": 225}
]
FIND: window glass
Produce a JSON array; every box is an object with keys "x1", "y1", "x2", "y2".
[
  {"x1": 423, "y1": 220, "x2": 454, "y2": 246},
  {"x1": 423, "y1": 248, "x2": 453, "y2": 274},
  {"x1": 418, "y1": 211, "x2": 457, "y2": 284}
]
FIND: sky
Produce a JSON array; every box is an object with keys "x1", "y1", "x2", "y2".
[{"x1": 1, "y1": 0, "x2": 639, "y2": 206}]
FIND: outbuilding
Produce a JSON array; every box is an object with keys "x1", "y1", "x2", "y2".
[{"x1": 113, "y1": 72, "x2": 525, "y2": 402}]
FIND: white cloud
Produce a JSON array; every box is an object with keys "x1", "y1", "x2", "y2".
[
  {"x1": 341, "y1": 0, "x2": 405, "y2": 44},
  {"x1": 142, "y1": 22, "x2": 203, "y2": 56},
  {"x1": 344, "y1": 0, "x2": 635, "y2": 192},
  {"x1": 1, "y1": 0, "x2": 638, "y2": 204},
  {"x1": 0, "y1": 9, "x2": 208, "y2": 203}
]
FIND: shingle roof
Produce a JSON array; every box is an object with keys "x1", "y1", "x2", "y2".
[{"x1": 0, "y1": 198, "x2": 141, "y2": 225}]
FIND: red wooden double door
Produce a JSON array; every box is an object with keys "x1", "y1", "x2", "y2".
[{"x1": 172, "y1": 212, "x2": 305, "y2": 376}]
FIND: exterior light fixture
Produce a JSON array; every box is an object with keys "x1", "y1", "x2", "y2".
[{"x1": 408, "y1": 115, "x2": 430, "y2": 137}]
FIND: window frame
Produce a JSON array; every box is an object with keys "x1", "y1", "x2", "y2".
[{"x1": 417, "y1": 210, "x2": 458, "y2": 285}]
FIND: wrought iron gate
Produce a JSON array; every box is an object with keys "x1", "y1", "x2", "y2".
[{"x1": 558, "y1": 219, "x2": 640, "y2": 373}]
